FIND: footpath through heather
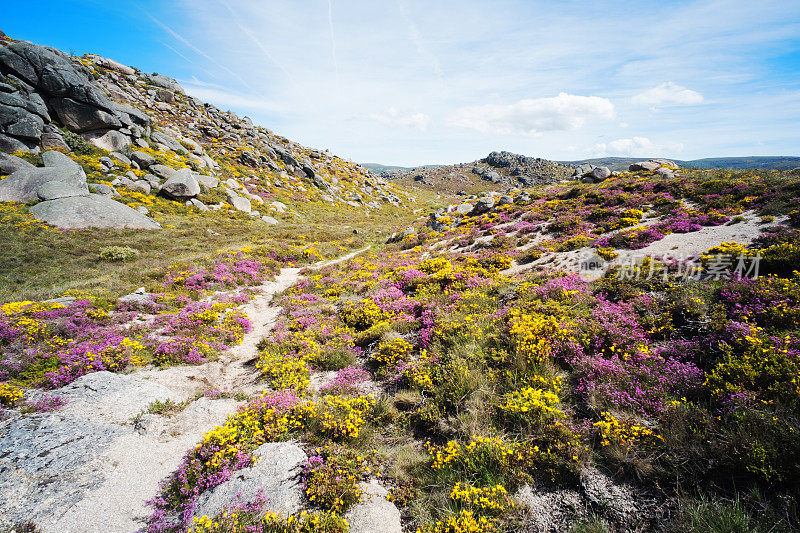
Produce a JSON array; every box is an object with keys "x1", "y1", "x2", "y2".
[{"x1": 0, "y1": 247, "x2": 369, "y2": 533}]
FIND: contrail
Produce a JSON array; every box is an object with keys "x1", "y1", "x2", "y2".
[
  {"x1": 159, "y1": 41, "x2": 194, "y2": 64},
  {"x1": 145, "y1": 12, "x2": 254, "y2": 90},
  {"x1": 328, "y1": 0, "x2": 340, "y2": 81},
  {"x1": 216, "y1": 0, "x2": 293, "y2": 78},
  {"x1": 396, "y1": 0, "x2": 442, "y2": 78}
]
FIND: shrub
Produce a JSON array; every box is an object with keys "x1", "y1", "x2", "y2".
[
  {"x1": 98, "y1": 246, "x2": 140, "y2": 262},
  {"x1": 302, "y1": 448, "x2": 373, "y2": 513},
  {"x1": 296, "y1": 394, "x2": 375, "y2": 441},
  {"x1": 373, "y1": 337, "x2": 413, "y2": 373},
  {"x1": 339, "y1": 300, "x2": 387, "y2": 331},
  {"x1": 61, "y1": 129, "x2": 99, "y2": 156},
  {"x1": 0, "y1": 381, "x2": 23, "y2": 405}
]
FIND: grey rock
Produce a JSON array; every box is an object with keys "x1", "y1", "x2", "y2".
[
  {"x1": 121, "y1": 180, "x2": 151, "y2": 195},
  {"x1": 99, "y1": 156, "x2": 114, "y2": 168},
  {"x1": 345, "y1": 480, "x2": 402, "y2": 533},
  {"x1": 130, "y1": 151, "x2": 155, "y2": 169},
  {"x1": 226, "y1": 192, "x2": 251, "y2": 213},
  {"x1": 0, "y1": 412, "x2": 123, "y2": 527},
  {"x1": 51, "y1": 97, "x2": 122, "y2": 132},
  {"x1": 109, "y1": 152, "x2": 131, "y2": 166},
  {"x1": 193, "y1": 442, "x2": 306, "y2": 521},
  {"x1": 155, "y1": 88, "x2": 174, "y2": 103},
  {"x1": 629, "y1": 161, "x2": 660, "y2": 172},
  {"x1": 90, "y1": 183, "x2": 118, "y2": 197},
  {"x1": 655, "y1": 168, "x2": 674, "y2": 178},
  {"x1": 41, "y1": 150, "x2": 77, "y2": 169},
  {"x1": 146, "y1": 73, "x2": 184, "y2": 94},
  {"x1": 515, "y1": 484, "x2": 586, "y2": 532},
  {"x1": 142, "y1": 174, "x2": 161, "y2": 189},
  {"x1": 36, "y1": 181, "x2": 89, "y2": 201},
  {"x1": 581, "y1": 467, "x2": 638, "y2": 524},
  {"x1": 572, "y1": 163, "x2": 596, "y2": 177},
  {"x1": 149, "y1": 164, "x2": 179, "y2": 181},
  {"x1": 55, "y1": 371, "x2": 178, "y2": 423},
  {"x1": 90, "y1": 55, "x2": 135, "y2": 76},
  {"x1": 150, "y1": 130, "x2": 183, "y2": 152},
  {"x1": 649, "y1": 158, "x2": 677, "y2": 168},
  {"x1": 40, "y1": 131, "x2": 70, "y2": 151},
  {"x1": 0, "y1": 132, "x2": 37, "y2": 152},
  {"x1": 0, "y1": 152, "x2": 34, "y2": 175},
  {"x1": 161, "y1": 173, "x2": 200, "y2": 199},
  {"x1": 0, "y1": 152, "x2": 88, "y2": 202},
  {"x1": 118, "y1": 291, "x2": 153, "y2": 305},
  {"x1": 590, "y1": 166, "x2": 612, "y2": 181},
  {"x1": 515, "y1": 193, "x2": 532, "y2": 205},
  {"x1": 261, "y1": 215, "x2": 278, "y2": 225},
  {"x1": 29, "y1": 194, "x2": 161, "y2": 229},
  {"x1": 188, "y1": 198, "x2": 208, "y2": 211},
  {"x1": 498, "y1": 195, "x2": 513, "y2": 206},
  {"x1": 455, "y1": 203, "x2": 473, "y2": 215},
  {"x1": 81, "y1": 129, "x2": 131, "y2": 151},
  {"x1": 5, "y1": 111, "x2": 44, "y2": 140},
  {"x1": 471, "y1": 196, "x2": 495, "y2": 214}
]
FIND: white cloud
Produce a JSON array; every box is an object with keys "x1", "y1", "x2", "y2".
[
  {"x1": 369, "y1": 107, "x2": 430, "y2": 131},
  {"x1": 590, "y1": 136, "x2": 684, "y2": 157},
  {"x1": 449, "y1": 93, "x2": 615, "y2": 136},
  {"x1": 632, "y1": 82, "x2": 704, "y2": 108},
  {"x1": 183, "y1": 84, "x2": 285, "y2": 114}
]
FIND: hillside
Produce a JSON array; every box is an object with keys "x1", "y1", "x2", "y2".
[
  {"x1": 382, "y1": 150, "x2": 573, "y2": 196},
  {"x1": 564, "y1": 155, "x2": 800, "y2": 171},
  {"x1": 1, "y1": 31, "x2": 800, "y2": 533}
]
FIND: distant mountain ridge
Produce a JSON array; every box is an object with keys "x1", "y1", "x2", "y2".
[
  {"x1": 561, "y1": 156, "x2": 800, "y2": 171},
  {"x1": 366, "y1": 156, "x2": 800, "y2": 174}
]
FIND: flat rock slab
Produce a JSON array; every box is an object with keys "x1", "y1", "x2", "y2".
[
  {"x1": 193, "y1": 441, "x2": 307, "y2": 520},
  {"x1": 54, "y1": 370, "x2": 182, "y2": 424},
  {"x1": 0, "y1": 412, "x2": 123, "y2": 528},
  {"x1": 0, "y1": 165, "x2": 88, "y2": 202},
  {"x1": 345, "y1": 480, "x2": 403, "y2": 533},
  {"x1": 29, "y1": 193, "x2": 161, "y2": 229}
]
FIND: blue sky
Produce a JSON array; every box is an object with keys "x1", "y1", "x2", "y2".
[{"x1": 4, "y1": 0, "x2": 800, "y2": 165}]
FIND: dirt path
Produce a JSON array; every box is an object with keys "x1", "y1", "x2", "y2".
[{"x1": 29, "y1": 246, "x2": 370, "y2": 533}]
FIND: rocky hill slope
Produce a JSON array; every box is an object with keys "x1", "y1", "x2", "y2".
[
  {"x1": 382, "y1": 150, "x2": 572, "y2": 194},
  {"x1": 0, "y1": 31, "x2": 407, "y2": 231}
]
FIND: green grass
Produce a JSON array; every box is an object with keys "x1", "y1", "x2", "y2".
[{"x1": 0, "y1": 200, "x2": 420, "y2": 303}]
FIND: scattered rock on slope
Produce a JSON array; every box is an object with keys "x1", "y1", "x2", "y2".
[
  {"x1": 344, "y1": 480, "x2": 403, "y2": 533},
  {"x1": 0, "y1": 149, "x2": 88, "y2": 202},
  {"x1": 192, "y1": 441, "x2": 306, "y2": 521},
  {"x1": 30, "y1": 194, "x2": 162, "y2": 230}
]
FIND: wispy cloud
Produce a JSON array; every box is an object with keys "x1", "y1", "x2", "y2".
[
  {"x1": 216, "y1": 0, "x2": 292, "y2": 78},
  {"x1": 182, "y1": 83, "x2": 285, "y2": 115},
  {"x1": 590, "y1": 136, "x2": 684, "y2": 158},
  {"x1": 632, "y1": 82, "x2": 704, "y2": 109},
  {"x1": 146, "y1": 12, "x2": 254, "y2": 90},
  {"x1": 396, "y1": 0, "x2": 442, "y2": 78},
  {"x1": 450, "y1": 93, "x2": 615, "y2": 136},
  {"x1": 369, "y1": 107, "x2": 430, "y2": 131},
  {"x1": 134, "y1": 0, "x2": 800, "y2": 164},
  {"x1": 327, "y1": 0, "x2": 340, "y2": 80}
]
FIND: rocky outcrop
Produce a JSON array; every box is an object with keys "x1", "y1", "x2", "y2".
[
  {"x1": 30, "y1": 194, "x2": 162, "y2": 229},
  {"x1": 192, "y1": 441, "x2": 306, "y2": 521},
  {"x1": 161, "y1": 171, "x2": 200, "y2": 200},
  {"x1": 0, "y1": 149, "x2": 88, "y2": 202},
  {"x1": 0, "y1": 38, "x2": 150, "y2": 151}
]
